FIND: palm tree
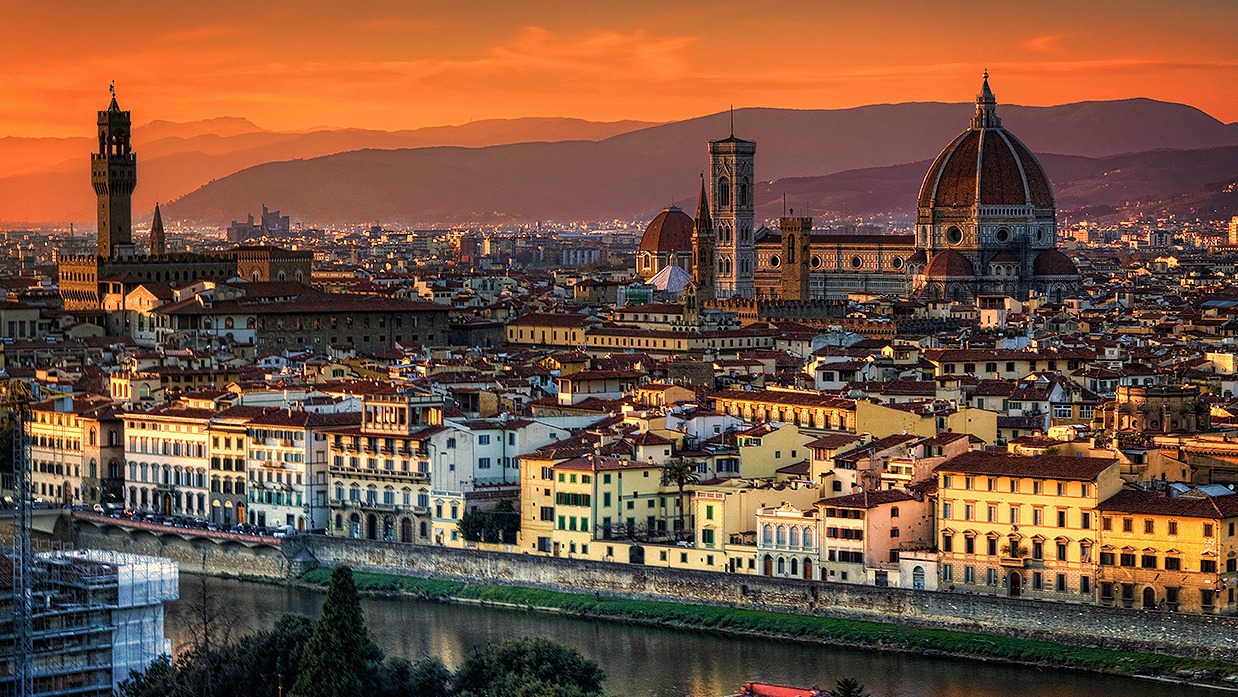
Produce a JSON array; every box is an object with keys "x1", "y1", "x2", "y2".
[{"x1": 661, "y1": 456, "x2": 700, "y2": 539}]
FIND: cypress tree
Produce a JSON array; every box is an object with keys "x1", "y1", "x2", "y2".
[{"x1": 291, "y1": 566, "x2": 382, "y2": 697}]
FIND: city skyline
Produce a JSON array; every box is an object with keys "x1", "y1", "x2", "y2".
[{"x1": 2, "y1": 0, "x2": 1236, "y2": 137}]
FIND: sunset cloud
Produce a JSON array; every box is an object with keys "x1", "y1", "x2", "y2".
[
  {"x1": 1, "y1": 2, "x2": 1235, "y2": 136},
  {"x1": 1023, "y1": 34, "x2": 1067, "y2": 55}
]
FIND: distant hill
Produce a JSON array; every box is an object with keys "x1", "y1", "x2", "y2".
[
  {"x1": 157, "y1": 99, "x2": 1238, "y2": 226},
  {"x1": 757, "y1": 146, "x2": 1238, "y2": 223},
  {"x1": 0, "y1": 117, "x2": 656, "y2": 224}
]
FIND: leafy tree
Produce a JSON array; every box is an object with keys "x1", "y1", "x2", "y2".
[
  {"x1": 116, "y1": 654, "x2": 179, "y2": 697},
  {"x1": 291, "y1": 566, "x2": 382, "y2": 697},
  {"x1": 829, "y1": 677, "x2": 871, "y2": 697},
  {"x1": 458, "y1": 500, "x2": 520, "y2": 544},
  {"x1": 116, "y1": 613, "x2": 315, "y2": 697},
  {"x1": 230, "y1": 613, "x2": 315, "y2": 697},
  {"x1": 375, "y1": 656, "x2": 452, "y2": 697},
  {"x1": 453, "y1": 637, "x2": 606, "y2": 697},
  {"x1": 661, "y1": 456, "x2": 700, "y2": 538}
]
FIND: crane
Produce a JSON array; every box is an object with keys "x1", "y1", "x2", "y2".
[{"x1": 3, "y1": 376, "x2": 33, "y2": 697}]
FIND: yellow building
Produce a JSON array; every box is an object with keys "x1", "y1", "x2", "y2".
[
  {"x1": 694, "y1": 480, "x2": 820, "y2": 575},
  {"x1": 711, "y1": 389, "x2": 856, "y2": 433},
  {"x1": 736, "y1": 423, "x2": 813, "y2": 479},
  {"x1": 934, "y1": 451, "x2": 1122, "y2": 602},
  {"x1": 506, "y1": 313, "x2": 598, "y2": 349},
  {"x1": 28, "y1": 395, "x2": 123, "y2": 507},
  {"x1": 519, "y1": 452, "x2": 716, "y2": 567},
  {"x1": 855, "y1": 399, "x2": 997, "y2": 444},
  {"x1": 1097, "y1": 487, "x2": 1238, "y2": 614}
]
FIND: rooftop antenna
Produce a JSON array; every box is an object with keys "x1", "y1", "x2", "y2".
[{"x1": 729, "y1": 105, "x2": 734, "y2": 137}]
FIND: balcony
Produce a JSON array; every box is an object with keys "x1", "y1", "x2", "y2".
[
  {"x1": 328, "y1": 465, "x2": 429, "y2": 482},
  {"x1": 999, "y1": 556, "x2": 1027, "y2": 568}
]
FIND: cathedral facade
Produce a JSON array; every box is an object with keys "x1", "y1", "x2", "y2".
[{"x1": 641, "y1": 75, "x2": 1080, "y2": 306}]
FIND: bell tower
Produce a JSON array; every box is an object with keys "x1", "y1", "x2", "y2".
[
  {"x1": 92, "y1": 84, "x2": 136, "y2": 259},
  {"x1": 778, "y1": 214, "x2": 812, "y2": 300},
  {"x1": 709, "y1": 111, "x2": 756, "y2": 299}
]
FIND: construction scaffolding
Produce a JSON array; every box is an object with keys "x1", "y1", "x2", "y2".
[
  {"x1": 0, "y1": 547, "x2": 179, "y2": 697},
  {"x1": 9, "y1": 405, "x2": 33, "y2": 697}
]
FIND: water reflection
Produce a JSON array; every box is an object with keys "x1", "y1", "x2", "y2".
[{"x1": 167, "y1": 576, "x2": 1213, "y2": 697}]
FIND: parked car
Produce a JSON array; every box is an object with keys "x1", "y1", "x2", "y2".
[{"x1": 272, "y1": 524, "x2": 297, "y2": 538}]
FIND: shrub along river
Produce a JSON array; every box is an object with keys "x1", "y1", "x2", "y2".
[{"x1": 167, "y1": 576, "x2": 1217, "y2": 697}]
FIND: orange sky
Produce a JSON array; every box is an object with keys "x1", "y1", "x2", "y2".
[{"x1": 3, "y1": 0, "x2": 1236, "y2": 137}]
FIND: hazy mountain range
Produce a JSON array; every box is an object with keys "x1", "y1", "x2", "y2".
[
  {"x1": 0, "y1": 117, "x2": 655, "y2": 225},
  {"x1": 2, "y1": 99, "x2": 1236, "y2": 226}
]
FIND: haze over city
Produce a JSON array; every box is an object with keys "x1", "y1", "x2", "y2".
[{"x1": 5, "y1": 4, "x2": 1238, "y2": 697}]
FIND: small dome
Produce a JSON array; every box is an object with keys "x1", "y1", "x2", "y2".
[
  {"x1": 648, "y1": 264, "x2": 692, "y2": 293},
  {"x1": 924, "y1": 250, "x2": 975, "y2": 278},
  {"x1": 1033, "y1": 249, "x2": 1078, "y2": 276},
  {"x1": 639, "y1": 206, "x2": 695, "y2": 254},
  {"x1": 917, "y1": 76, "x2": 1054, "y2": 211}
]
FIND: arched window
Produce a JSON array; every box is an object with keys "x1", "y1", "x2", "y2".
[
  {"x1": 776, "y1": 557, "x2": 785, "y2": 574},
  {"x1": 913, "y1": 566, "x2": 926, "y2": 590},
  {"x1": 718, "y1": 177, "x2": 731, "y2": 207},
  {"x1": 775, "y1": 525, "x2": 786, "y2": 546},
  {"x1": 790, "y1": 557, "x2": 798, "y2": 576},
  {"x1": 89, "y1": 428, "x2": 97, "y2": 446},
  {"x1": 789, "y1": 526, "x2": 800, "y2": 547},
  {"x1": 762, "y1": 524, "x2": 773, "y2": 545}
]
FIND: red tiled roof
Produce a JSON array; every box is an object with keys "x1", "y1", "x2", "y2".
[
  {"x1": 819, "y1": 488, "x2": 915, "y2": 509},
  {"x1": 1098, "y1": 488, "x2": 1238, "y2": 519},
  {"x1": 934, "y1": 451, "x2": 1117, "y2": 481}
]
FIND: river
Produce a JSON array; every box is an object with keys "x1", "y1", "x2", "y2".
[{"x1": 166, "y1": 575, "x2": 1214, "y2": 697}]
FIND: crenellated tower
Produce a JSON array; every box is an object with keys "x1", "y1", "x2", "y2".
[{"x1": 91, "y1": 85, "x2": 137, "y2": 259}]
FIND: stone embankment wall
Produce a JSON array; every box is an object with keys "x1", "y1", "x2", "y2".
[
  {"x1": 288, "y1": 535, "x2": 1238, "y2": 663},
  {"x1": 67, "y1": 517, "x2": 1238, "y2": 663},
  {"x1": 75, "y1": 522, "x2": 290, "y2": 578}
]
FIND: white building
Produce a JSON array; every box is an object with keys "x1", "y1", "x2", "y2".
[
  {"x1": 245, "y1": 409, "x2": 358, "y2": 530},
  {"x1": 122, "y1": 405, "x2": 213, "y2": 518},
  {"x1": 429, "y1": 415, "x2": 589, "y2": 546}
]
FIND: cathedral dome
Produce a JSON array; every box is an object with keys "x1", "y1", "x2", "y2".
[
  {"x1": 639, "y1": 205, "x2": 695, "y2": 254},
  {"x1": 1033, "y1": 249, "x2": 1078, "y2": 276},
  {"x1": 924, "y1": 250, "x2": 975, "y2": 278},
  {"x1": 917, "y1": 75, "x2": 1054, "y2": 211}
]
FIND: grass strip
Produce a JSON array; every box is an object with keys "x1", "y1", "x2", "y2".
[{"x1": 298, "y1": 567, "x2": 1238, "y2": 679}]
